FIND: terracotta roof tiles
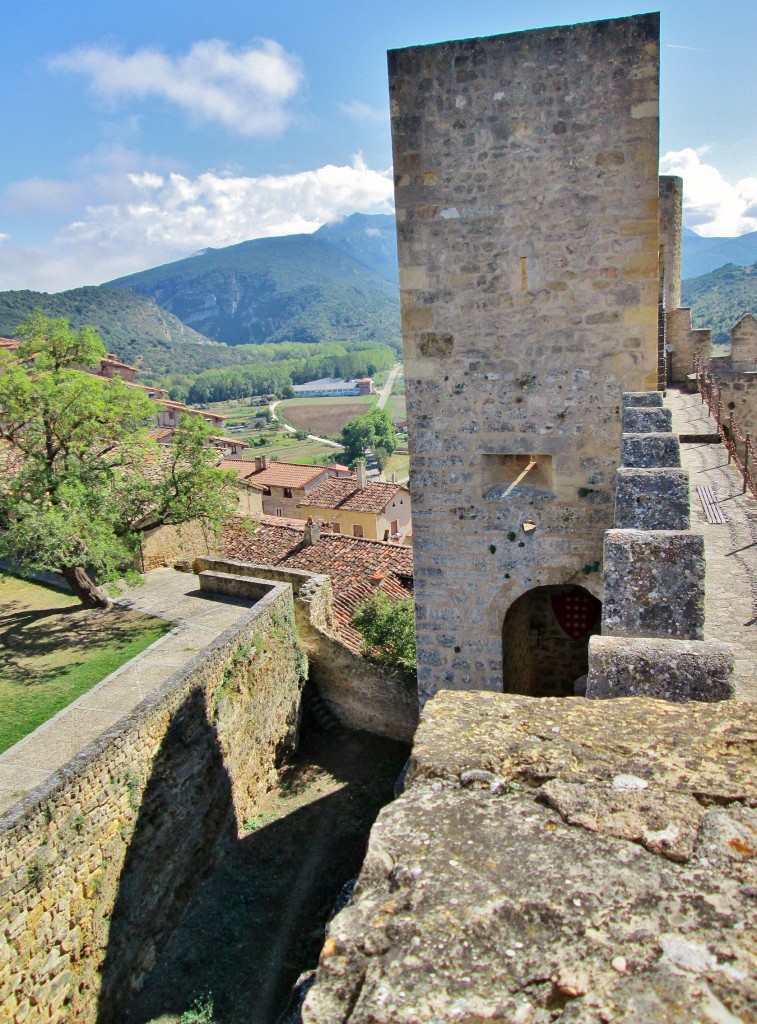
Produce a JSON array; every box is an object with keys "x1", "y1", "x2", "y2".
[
  {"x1": 300, "y1": 477, "x2": 408, "y2": 514},
  {"x1": 222, "y1": 518, "x2": 413, "y2": 653},
  {"x1": 247, "y1": 461, "x2": 330, "y2": 489}
]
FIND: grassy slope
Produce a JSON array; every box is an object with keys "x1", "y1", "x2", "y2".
[{"x1": 0, "y1": 574, "x2": 171, "y2": 753}]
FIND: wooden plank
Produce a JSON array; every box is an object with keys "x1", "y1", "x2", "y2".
[{"x1": 696, "y1": 484, "x2": 726, "y2": 524}]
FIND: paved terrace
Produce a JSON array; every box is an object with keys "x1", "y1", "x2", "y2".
[
  {"x1": 0, "y1": 570, "x2": 254, "y2": 814},
  {"x1": 665, "y1": 388, "x2": 757, "y2": 701}
]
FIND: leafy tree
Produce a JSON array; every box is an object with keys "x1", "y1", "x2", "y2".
[
  {"x1": 352, "y1": 592, "x2": 416, "y2": 683},
  {"x1": 0, "y1": 311, "x2": 238, "y2": 608},
  {"x1": 340, "y1": 406, "x2": 396, "y2": 469}
]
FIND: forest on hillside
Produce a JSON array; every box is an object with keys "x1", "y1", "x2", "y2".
[{"x1": 682, "y1": 262, "x2": 757, "y2": 345}]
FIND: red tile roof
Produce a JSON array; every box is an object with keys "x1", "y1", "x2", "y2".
[
  {"x1": 103, "y1": 354, "x2": 139, "y2": 371},
  {"x1": 217, "y1": 460, "x2": 266, "y2": 489},
  {"x1": 300, "y1": 477, "x2": 408, "y2": 514},
  {"x1": 247, "y1": 461, "x2": 329, "y2": 489},
  {"x1": 222, "y1": 518, "x2": 413, "y2": 653}
]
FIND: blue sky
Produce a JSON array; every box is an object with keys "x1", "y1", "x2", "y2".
[{"x1": 0, "y1": 0, "x2": 754, "y2": 292}]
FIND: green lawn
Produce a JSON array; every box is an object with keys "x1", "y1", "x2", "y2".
[{"x1": 0, "y1": 573, "x2": 172, "y2": 753}]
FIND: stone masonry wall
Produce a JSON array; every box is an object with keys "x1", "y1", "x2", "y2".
[
  {"x1": 194, "y1": 558, "x2": 419, "y2": 743},
  {"x1": 667, "y1": 306, "x2": 711, "y2": 383},
  {"x1": 138, "y1": 520, "x2": 222, "y2": 571},
  {"x1": 389, "y1": 14, "x2": 660, "y2": 703},
  {"x1": 0, "y1": 583, "x2": 306, "y2": 1024}
]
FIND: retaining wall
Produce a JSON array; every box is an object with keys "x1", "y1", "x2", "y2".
[
  {"x1": 194, "y1": 558, "x2": 419, "y2": 743},
  {"x1": 0, "y1": 582, "x2": 306, "y2": 1024}
]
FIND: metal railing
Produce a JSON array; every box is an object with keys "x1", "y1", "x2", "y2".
[{"x1": 693, "y1": 355, "x2": 757, "y2": 497}]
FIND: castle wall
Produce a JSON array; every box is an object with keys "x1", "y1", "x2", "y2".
[
  {"x1": 726, "y1": 313, "x2": 757, "y2": 371},
  {"x1": 0, "y1": 583, "x2": 305, "y2": 1024},
  {"x1": 667, "y1": 306, "x2": 711, "y2": 383},
  {"x1": 659, "y1": 175, "x2": 683, "y2": 311},
  {"x1": 389, "y1": 14, "x2": 660, "y2": 702}
]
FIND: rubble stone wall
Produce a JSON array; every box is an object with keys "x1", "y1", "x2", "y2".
[
  {"x1": 0, "y1": 584, "x2": 305, "y2": 1024},
  {"x1": 389, "y1": 14, "x2": 660, "y2": 702}
]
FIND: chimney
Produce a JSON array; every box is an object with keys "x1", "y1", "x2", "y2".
[
  {"x1": 254, "y1": 457, "x2": 263, "y2": 472},
  {"x1": 391, "y1": 472, "x2": 397, "y2": 484},
  {"x1": 303, "y1": 516, "x2": 320, "y2": 546},
  {"x1": 261, "y1": 455, "x2": 270, "y2": 470},
  {"x1": 356, "y1": 460, "x2": 367, "y2": 490}
]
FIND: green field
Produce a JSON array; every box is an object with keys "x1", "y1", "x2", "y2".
[{"x1": 0, "y1": 573, "x2": 172, "y2": 753}]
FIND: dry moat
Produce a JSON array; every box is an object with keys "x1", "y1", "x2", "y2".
[{"x1": 121, "y1": 713, "x2": 408, "y2": 1024}]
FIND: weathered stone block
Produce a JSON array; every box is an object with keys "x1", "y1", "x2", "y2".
[
  {"x1": 622, "y1": 406, "x2": 673, "y2": 432},
  {"x1": 603, "y1": 529, "x2": 705, "y2": 639},
  {"x1": 586, "y1": 635, "x2": 734, "y2": 701},
  {"x1": 622, "y1": 432, "x2": 681, "y2": 468},
  {"x1": 304, "y1": 691, "x2": 757, "y2": 1024},
  {"x1": 615, "y1": 467, "x2": 690, "y2": 529},
  {"x1": 622, "y1": 390, "x2": 663, "y2": 408}
]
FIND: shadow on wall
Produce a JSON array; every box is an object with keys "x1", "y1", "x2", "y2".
[
  {"x1": 116, "y1": 723, "x2": 409, "y2": 1024},
  {"x1": 96, "y1": 689, "x2": 238, "y2": 1024},
  {"x1": 502, "y1": 585, "x2": 601, "y2": 697}
]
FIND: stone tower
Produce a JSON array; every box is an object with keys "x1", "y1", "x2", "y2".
[{"x1": 389, "y1": 14, "x2": 662, "y2": 703}]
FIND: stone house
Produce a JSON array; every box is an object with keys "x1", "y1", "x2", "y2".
[
  {"x1": 299, "y1": 461, "x2": 412, "y2": 541},
  {"x1": 244, "y1": 457, "x2": 335, "y2": 518}
]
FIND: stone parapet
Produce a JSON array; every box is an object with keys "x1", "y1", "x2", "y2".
[
  {"x1": 0, "y1": 582, "x2": 306, "y2": 1023},
  {"x1": 303, "y1": 691, "x2": 756, "y2": 1024},
  {"x1": 587, "y1": 635, "x2": 734, "y2": 701},
  {"x1": 194, "y1": 557, "x2": 418, "y2": 743},
  {"x1": 621, "y1": 406, "x2": 673, "y2": 433},
  {"x1": 621, "y1": 432, "x2": 681, "y2": 467},
  {"x1": 614, "y1": 467, "x2": 690, "y2": 529},
  {"x1": 602, "y1": 529, "x2": 705, "y2": 640}
]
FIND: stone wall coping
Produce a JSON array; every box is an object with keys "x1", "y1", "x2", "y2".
[
  {"x1": 0, "y1": 581, "x2": 292, "y2": 836},
  {"x1": 194, "y1": 556, "x2": 329, "y2": 597},
  {"x1": 622, "y1": 391, "x2": 663, "y2": 407}
]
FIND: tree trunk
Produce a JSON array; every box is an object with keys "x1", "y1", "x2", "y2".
[{"x1": 61, "y1": 566, "x2": 112, "y2": 609}]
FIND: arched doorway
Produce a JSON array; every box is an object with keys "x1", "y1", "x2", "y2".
[{"x1": 502, "y1": 585, "x2": 601, "y2": 697}]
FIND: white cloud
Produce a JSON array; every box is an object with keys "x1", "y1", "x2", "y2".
[
  {"x1": 660, "y1": 148, "x2": 757, "y2": 236},
  {"x1": 49, "y1": 38, "x2": 303, "y2": 137},
  {"x1": 0, "y1": 156, "x2": 394, "y2": 292},
  {"x1": 339, "y1": 100, "x2": 389, "y2": 124}
]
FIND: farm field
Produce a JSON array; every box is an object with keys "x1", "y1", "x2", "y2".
[
  {"x1": 383, "y1": 451, "x2": 410, "y2": 483},
  {"x1": 276, "y1": 396, "x2": 374, "y2": 439},
  {"x1": 236, "y1": 437, "x2": 343, "y2": 464},
  {"x1": 0, "y1": 573, "x2": 171, "y2": 753}
]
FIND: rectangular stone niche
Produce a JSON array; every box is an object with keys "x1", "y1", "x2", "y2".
[
  {"x1": 481, "y1": 453, "x2": 554, "y2": 500},
  {"x1": 602, "y1": 529, "x2": 705, "y2": 640}
]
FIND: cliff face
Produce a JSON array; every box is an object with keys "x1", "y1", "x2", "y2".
[
  {"x1": 107, "y1": 215, "x2": 401, "y2": 347},
  {"x1": 304, "y1": 691, "x2": 757, "y2": 1024}
]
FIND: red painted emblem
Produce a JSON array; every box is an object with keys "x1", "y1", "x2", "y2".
[{"x1": 551, "y1": 590, "x2": 601, "y2": 641}]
